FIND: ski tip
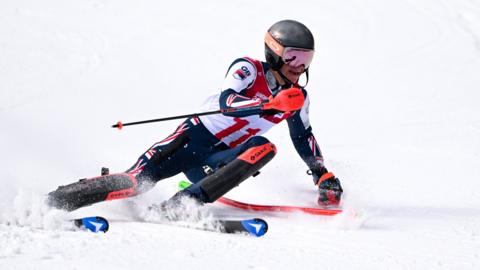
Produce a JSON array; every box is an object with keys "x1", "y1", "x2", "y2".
[
  {"x1": 241, "y1": 218, "x2": 268, "y2": 237},
  {"x1": 178, "y1": 180, "x2": 191, "y2": 190},
  {"x1": 75, "y1": 216, "x2": 109, "y2": 233}
]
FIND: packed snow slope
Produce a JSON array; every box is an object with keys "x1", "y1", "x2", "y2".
[{"x1": 1, "y1": 0, "x2": 480, "y2": 269}]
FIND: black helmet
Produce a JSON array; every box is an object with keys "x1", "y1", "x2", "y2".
[{"x1": 265, "y1": 20, "x2": 315, "y2": 71}]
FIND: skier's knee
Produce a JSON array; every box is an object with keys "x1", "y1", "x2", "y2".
[
  {"x1": 240, "y1": 136, "x2": 271, "y2": 152},
  {"x1": 239, "y1": 137, "x2": 276, "y2": 165}
]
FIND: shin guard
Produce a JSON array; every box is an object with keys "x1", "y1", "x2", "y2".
[
  {"x1": 47, "y1": 173, "x2": 138, "y2": 211},
  {"x1": 198, "y1": 143, "x2": 276, "y2": 203}
]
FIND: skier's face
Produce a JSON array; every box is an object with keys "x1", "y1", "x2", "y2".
[{"x1": 280, "y1": 64, "x2": 305, "y2": 83}]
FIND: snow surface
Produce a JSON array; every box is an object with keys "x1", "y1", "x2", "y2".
[{"x1": 1, "y1": 0, "x2": 480, "y2": 269}]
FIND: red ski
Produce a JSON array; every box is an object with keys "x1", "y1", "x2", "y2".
[
  {"x1": 179, "y1": 181, "x2": 342, "y2": 216},
  {"x1": 217, "y1": 197, "x2": 342, "y2": 216}
]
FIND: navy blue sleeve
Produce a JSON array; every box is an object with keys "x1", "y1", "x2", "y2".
[
  {"x1": 219, "y1": 89, "x2": 264, "y2": 117},
  {"x1": 286, "y1": 90, "x2": 325, "y2": 171}
]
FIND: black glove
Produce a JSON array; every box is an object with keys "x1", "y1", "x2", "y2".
[
  {"x1": 308, "y1": 166, "x2": 343, "y2": 207},
  {"x1": 317, "y1": 174, "x2": 343, "y2": 207}
]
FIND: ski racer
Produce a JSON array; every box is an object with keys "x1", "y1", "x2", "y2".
[{"x1": 47, "y1": 19, "x2": 343, "y2": 214}]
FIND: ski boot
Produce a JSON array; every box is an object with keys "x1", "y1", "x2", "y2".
[{"x1": 47, "y1": 168, "x2": 138, "y2": 211}]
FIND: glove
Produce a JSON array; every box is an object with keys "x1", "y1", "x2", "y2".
[
  {"x1": 262, "y1": 87, "x2": 304, "y2": 113},
  {"x1": 309, "y1": 166, "x2": 343, "y2": 207},
  {"x1": 317, "y1": 173, "x2": 343, "y2": 207}
]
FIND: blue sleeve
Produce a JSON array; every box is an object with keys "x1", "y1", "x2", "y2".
[
  {"x1": 219, "y1": 89, "x2": 264, "y2": 117},
  {"x1": 286, "y1": 90, "x2": 325, "y2": 170}
]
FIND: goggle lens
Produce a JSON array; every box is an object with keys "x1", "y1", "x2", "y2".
[{"x1": 283, "y1": 48, "x2": 314, "y2": 68}]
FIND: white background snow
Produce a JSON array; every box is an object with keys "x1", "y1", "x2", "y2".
[{"x1": 1, "y1": 0, "x2": 480, "y2": 269}]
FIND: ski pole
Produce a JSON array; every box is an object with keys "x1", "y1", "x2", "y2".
[
  {"x1": 111, "y1": 105, "x2": 262, "y2": 130},
  {"x1": 111, "y1": 87, "x2": 305, "y2": 130}
]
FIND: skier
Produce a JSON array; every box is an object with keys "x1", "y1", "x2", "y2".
[{"x1": 47, "y1": 19, "x2": 343, "y2": 214}]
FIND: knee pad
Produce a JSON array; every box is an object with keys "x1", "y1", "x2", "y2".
[{"x1": 197, "y1": 142, "x2": 277, "y2": 203}]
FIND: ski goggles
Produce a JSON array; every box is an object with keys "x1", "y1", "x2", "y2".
[{"x1": 265, "y1": 32, "x2": 315, "y2": 68}]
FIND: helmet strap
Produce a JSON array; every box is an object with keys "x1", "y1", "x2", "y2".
[
  {"x1": 278, "y1": 70, "x2": 295, "y2": 87},
  {"x1": 299, "y1": 68, "x2": 310, "y2": 88}
]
